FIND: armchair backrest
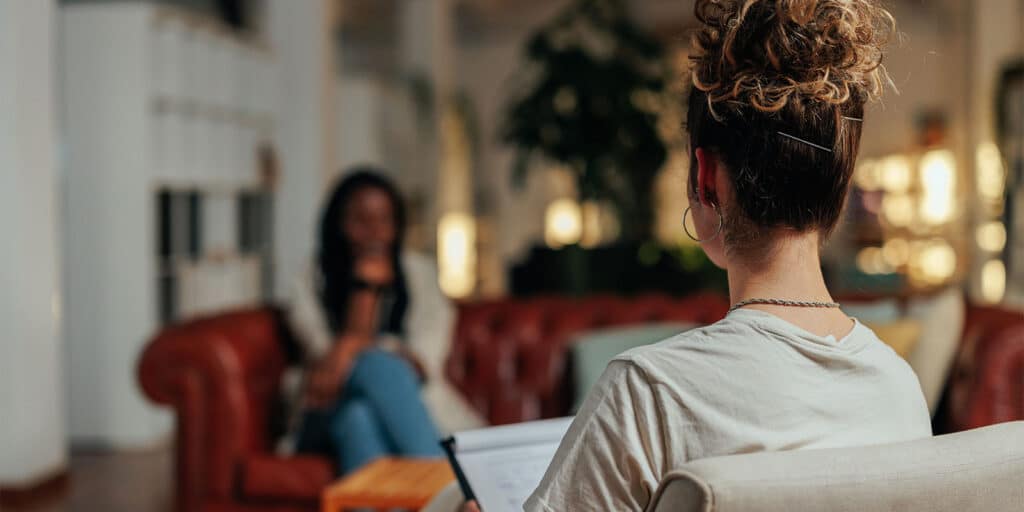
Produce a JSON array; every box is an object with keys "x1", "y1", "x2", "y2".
[{"x1": 651, "y1": 421, "x2": 1024, "y2": 512}]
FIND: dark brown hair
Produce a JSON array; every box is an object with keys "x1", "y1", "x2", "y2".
[
  {"x1": 317, "y1": 168, "x2": 408, "y2": 336},
  {"x1": 687, "y1": 0, "x2": 895, "y2": 253}
]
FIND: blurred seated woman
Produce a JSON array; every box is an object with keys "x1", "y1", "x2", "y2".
[
  {"x1": 523, "y1": 1, "x2": 932, "y2": 510},
  {"x1": 279, "y1": 168, "x2": 483, "y2": 474}
]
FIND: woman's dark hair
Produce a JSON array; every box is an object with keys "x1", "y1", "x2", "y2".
[
  {"x1": 686, "y1": 0, "x2": 895, "y2": 254},
  {"x1": 317, "y1": 167, "x2": 409, "y2": 336}
]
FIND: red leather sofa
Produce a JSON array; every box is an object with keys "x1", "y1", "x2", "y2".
[
  {"x1": 138, "y1": 294, "x2": 1023, "y2": 512},
  {"x1": 945, "y1": 305, "x2": 1024, "y2": 431}
]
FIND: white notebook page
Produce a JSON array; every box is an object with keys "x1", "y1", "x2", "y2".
[{"x1": 453, "y1": 417, "x2": 574, "y2": 512}]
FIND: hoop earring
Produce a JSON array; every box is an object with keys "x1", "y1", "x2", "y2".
[{"x1": 683, "y1": 205, "x2": 723, "y2": 243}]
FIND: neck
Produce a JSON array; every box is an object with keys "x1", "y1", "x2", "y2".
[{"x1": 726, "y1": 233, "x2": 833, "y2": 306}]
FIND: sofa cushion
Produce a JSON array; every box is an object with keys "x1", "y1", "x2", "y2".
[
  {"x1": 240, "y1": 455, "x2": 334, "y2": 503},
  {"x1": 840, "y1": 299, "x2": 901, "y2": 323}
]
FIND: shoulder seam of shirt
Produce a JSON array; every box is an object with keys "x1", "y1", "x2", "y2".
[
  {"x1": 611, "y1": 327, "x2": 712, "y2": 366},
  {"x1": 620, "y1": 327, "x2": 710, "y2": 353}
]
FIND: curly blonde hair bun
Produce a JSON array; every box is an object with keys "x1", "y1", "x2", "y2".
[
  {"x1": 690, "y1": 0, "x2": 896, "y2": 116},
  {"x1": 684, "y1": 1, "x2": 898, "y2": 255}
]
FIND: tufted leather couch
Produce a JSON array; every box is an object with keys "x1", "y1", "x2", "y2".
[
  {"x1": 138, "y1": 293, "x2": 727, "y2": 511},
  {"x1": 138, "y1": 309, "x2": 333, "y2": 512},
  {"x1": 138, "y1": 294, "x2": 1022, "y2": 512}
]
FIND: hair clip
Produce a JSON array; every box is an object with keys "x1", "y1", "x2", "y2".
[
  {"x1": 842, "y1": 116, "x2": 863, "y2": 122},
  {"x1": 777, "y1": 131, "x2": 833, "y2": 153}
]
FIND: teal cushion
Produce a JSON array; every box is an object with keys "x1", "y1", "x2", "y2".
[
  {"x1": 840, "y1": 299, "x2": 902, "y2": 324},
  {"x1": 570, "y1": 323, "x2": 694, "y2": 412}
]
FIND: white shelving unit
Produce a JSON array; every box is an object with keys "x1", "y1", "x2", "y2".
[{"x1": 60, "y1": 3, "x2": 277, "y2": 447}]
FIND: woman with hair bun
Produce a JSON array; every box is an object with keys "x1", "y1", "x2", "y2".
[{"x1": 524, "y1": 1, "x2": 930, "y2": 509}]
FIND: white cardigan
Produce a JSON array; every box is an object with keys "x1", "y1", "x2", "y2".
[{"x1": 278, "y1": 252, "x2": 484, "y2": 453}]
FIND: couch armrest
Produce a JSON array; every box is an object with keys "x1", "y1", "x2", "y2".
[
  {"x1": 240, "y1": 454, "x2": 334, "y2": 503},
  {"x1": 138, "y1": 308, "x2": 286, "y2": 510}
]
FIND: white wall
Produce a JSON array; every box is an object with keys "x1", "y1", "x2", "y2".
[
  {"x1": 458, "y1": 40, "x2": 552, "y2": 263},
  {"x1": 0, "y1": 0, "x2": 68, "y2": 486},
  {"x1": 455, "y1": 0, "x2": 573, "y2": 266},
  {"x1": 859, "y1": 2, "x2": 967, "y2": 157},
  {"x1": 337, "y1": 77, "x2": 385, "y2": 171},
  {"x1": 60, "y1": 4, "x2": 172, "y2": 448},
  {"x1": 267, "y1": 0, "x2": 337, "y2": 298}
]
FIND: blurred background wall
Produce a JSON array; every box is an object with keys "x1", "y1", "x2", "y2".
[{"x1": 0, "y1": 0, "x2": 67, "y2": 488}]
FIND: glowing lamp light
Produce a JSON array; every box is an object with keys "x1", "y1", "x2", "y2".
[
  {"x1": 545, "y1": 199, "x2": 582, "y2": 248},
  {"x1": 854, "y1": 159, "x2": 880, "y2": 191},
  {"x1": 856, "y1": 247, "x2": 890, "y2": 275},
  {"x1": 975, "y1": 142, "x2": 1006, "y2": 202},
  {"x1": 918, "y1": 149, "x2": 956, "y2": 225},
  {"x1": 437, "y1": 213, "x2": 476, "y2": 298},
  {"x1": 856, "y1": 247, "x2": 876, "y2": 274},
  {"x1": 909, "y1": 240, "x2": 956, "y2": 286},
  {"x1": 976, "y1": 221, "x2": 1007, "y2": 253},
  {"x1": 882, "y1": 238, "x2": 910, "y2": 267},
  {"x1": 881, "y1": 194, "x2": 914, "y2": 227},
  {"x1": 879, "y1": 156, "x2": 912, "y2": 193},
  {"x1": 980, "y1": 259, "x2": 1006, "y2": 303}
]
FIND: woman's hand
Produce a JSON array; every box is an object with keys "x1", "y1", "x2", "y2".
[
  {"x1": 354, "y1": 253, "x2": 394, "y2": 287},
  {"x1": 459, "y1": 501, "x2": 480, "y2": 512},
  {"x1": 305, "y1": 335, "x2": 367, "y2": 408},
  {"x1": 345, "y1": 254, "x2": 393, "y2": 336}
]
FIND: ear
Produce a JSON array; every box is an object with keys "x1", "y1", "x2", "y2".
[{"x1": 694, "y1": 148, "x2": 719, "y2": 207}]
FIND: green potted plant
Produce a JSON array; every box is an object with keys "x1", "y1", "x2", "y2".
[{"x1": 503, "y1": 0, "x2": 668, "y2": 242}]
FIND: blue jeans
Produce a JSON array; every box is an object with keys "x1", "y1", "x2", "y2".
[{"x1": 296, "y1": 349, "x2": 443, "y2": 474}]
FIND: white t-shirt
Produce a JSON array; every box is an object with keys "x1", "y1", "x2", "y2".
[{"x1": 525, "y1": 309, "x2": 932, "y2": 511}]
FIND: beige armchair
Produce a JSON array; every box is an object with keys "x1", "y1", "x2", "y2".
[
  {"x1": 652, "y1": 421, "x2": 1024, "y2": 512},
  {"x1": 425, "y1": 422, "x2": 1023, "y2": 511}
]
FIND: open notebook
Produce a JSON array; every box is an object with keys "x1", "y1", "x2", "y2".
[{"x1": 441, "y1": 417, "x2": 574, "y2": 512}]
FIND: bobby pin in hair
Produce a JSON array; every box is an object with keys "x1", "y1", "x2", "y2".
[
  {"x1": 776, "y1": 131, "x2": 833, "y2": 153},
  {"x1": 842, "y1": 116, "x2": 863, "y2": 122}
]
